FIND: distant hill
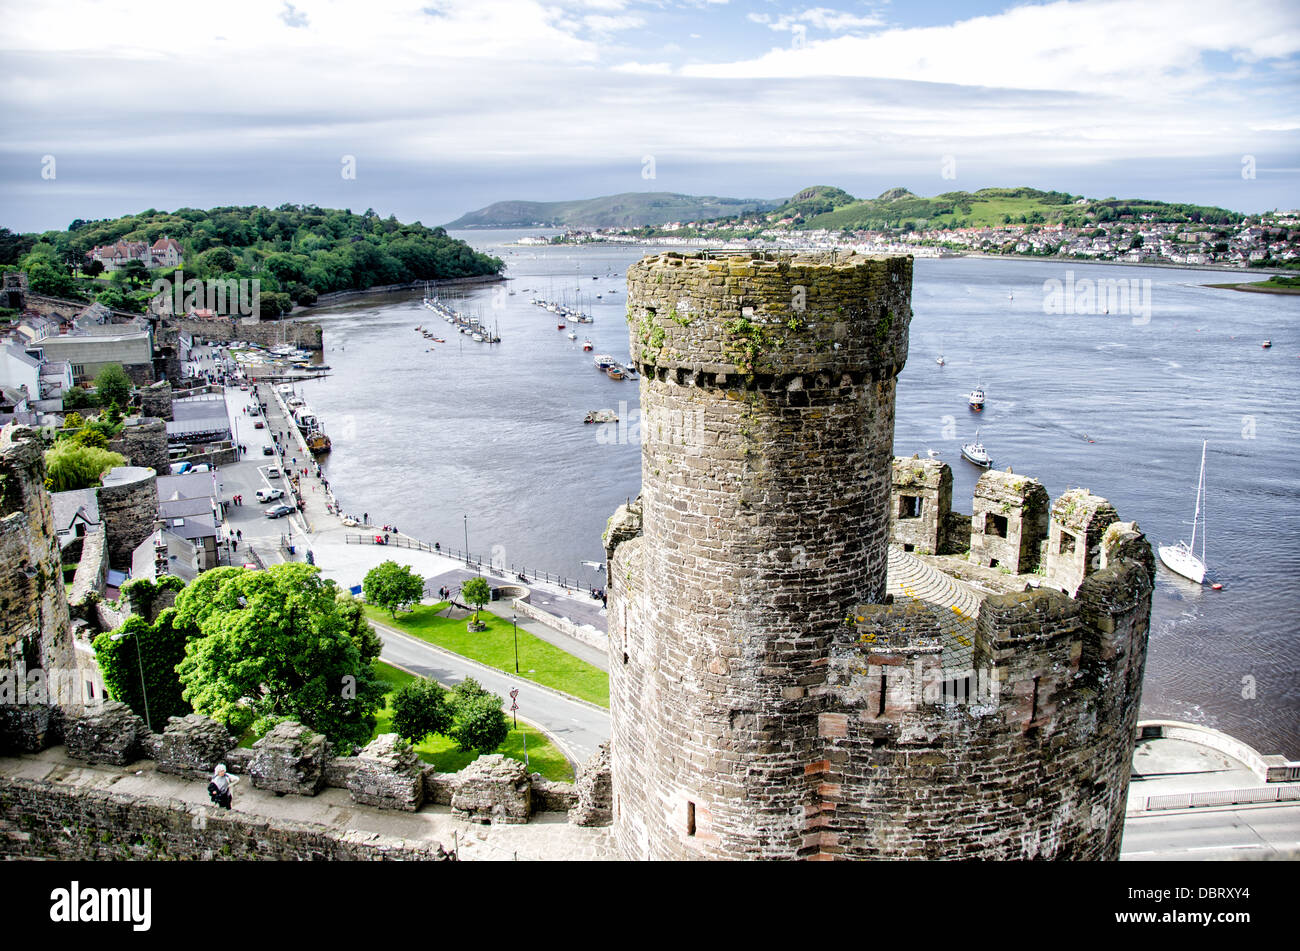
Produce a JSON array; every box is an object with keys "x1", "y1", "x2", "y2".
[
  {"x1": 444, "y1": 192, "x2": 781, "y2": 230},
  {"x1": 783, "y1": 186, "x2": 1242, "y2": 231}
]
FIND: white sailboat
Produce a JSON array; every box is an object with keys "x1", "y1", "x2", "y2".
[{"x1": 1158, "y1": 441, "x2": 1209, "y2": 584}]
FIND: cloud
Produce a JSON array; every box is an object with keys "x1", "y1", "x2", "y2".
[
  {"x1": 280, "y1": 2, "x2": 310, "y2": 29},
  {"x1": 748, "y1": 7, "x2": 886, "y2": 33}
]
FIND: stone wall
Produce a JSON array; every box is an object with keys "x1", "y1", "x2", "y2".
[
  {"x1": 609, "y1": 252, "x2": 913, "y2": 860},
  {"x1": 0, "y1": 425, "x2": 77, "y2": 722},
  {"x1": 1045, "y1": 490, "x2": 1119, "y2": 596},
  {"x1": 166, "y1": 317, "x2": 324, "y2": 351},
  {"x1": 969, "y1": 469, "x2": 1050, "y2": 574},
  {"x1": 0, "y1": 775, "x2": 453, "y2": 861}
]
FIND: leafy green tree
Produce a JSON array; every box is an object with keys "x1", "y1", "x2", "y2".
[
  {"x1": 71, "y1": 427, "x2": 109, "y2": 450},
  {"x1": 61, "y1": 386, "x2": 96, "y2": 411},
  {"x1": 363, "y1": 561, "x2": 425, "y2": 618},
  {"x1": 94, "y1": 363, "x2": 132, "y2": 408},
  {"x1": 93, "y1": 605, "x2": 194, "y2": 729},
  {"x1": 44, "y1": 442, "x2": 126, "y2": 491},
  {"x1": 390, "y1": 678, "x2": 451, "y2": 748},
  {"x1": 173, "y1": 564, "x2": 385, "y2": 750},
  {"x1": 336, "y1": 594, "x2": 383, "y2": 663},
  {"x1": 118, "y1": 259, "x2": 150, "y2": 287},
  {"x1": 84, "y1": 258, "x2": 105, "y2": 278},
  {"x1": 448, "y1": 689, "x2": 509, "y2": 755},
  {"x1": 461, "y1": 576, "x2": 490, "y2": 624}
]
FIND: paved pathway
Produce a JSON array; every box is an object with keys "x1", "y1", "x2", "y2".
[{"x1": 885, "y1": 546, "x2": 982, "y2": 670}]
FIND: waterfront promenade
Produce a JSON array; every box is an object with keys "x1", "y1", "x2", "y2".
[{"x1": 252, "y1": 378, "x2": 612, "y2": 765}]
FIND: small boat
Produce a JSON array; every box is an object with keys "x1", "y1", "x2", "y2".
[
  {"x1": 567, "y1": 331, "x2": 577, "y2": 340},
  {"x1": 306, "y1": 431, "x2": 331, "y2": 455},
  {"x1": 584, "y1": 409, "x2": 619, "y2": 424},
  {"x1": 969, "y1": 386, "x2": 985, "y2": 411},
  {"x1": 593, "y1": 354, "x2": 616, "y2": 370},
  {"x1": 582, "y1": 339, "x2": 593, "y2": 351},
  {"x1": 1158, "y1": 441, "x2": 1209, "y2": 584},
  {"x1": 936, "y1": 355, "x2": 946, "y2": 366},
  {"x1": 557, "y1": 322, "x2": 566, "y2": 330},
  {"x1": 606, "y1": 365, "x2": 625, "y2": 380},
  {"x1": 432, "y1": 337, "x2": 445, "y2": 343},
  {"x1": 961, "y1": 430, "x2": 992, "y2": 467},
  {"x1": 1262, "y1": 340, "x2": 1272, "y2": 349},
  {"x1": 926, "y1": 448, "x2": 941, "y2": 459}
]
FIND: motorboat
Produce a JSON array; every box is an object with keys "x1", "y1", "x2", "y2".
[
  {"x1": 961, "y1": 430, "x2": 992, "y2": 467},
  {"x1": 584, "y1": 409, "x2": 619, "y2": 424},
  {"x1": 969, "y1": 386, "x2": 985, "y2": 411}
]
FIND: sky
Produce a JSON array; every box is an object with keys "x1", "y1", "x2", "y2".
[{"x1": 1, "y1": 0, "x2": 1298, "y2": 233}]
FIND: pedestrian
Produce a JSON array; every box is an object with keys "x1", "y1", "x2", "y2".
[
  {"x1": 208, "y1": 764, "x2": 238, "y2": 809},
  {"x1": 363, "y1": 512, "x2": 369, "y2": 524},
  {"x1": 232, "y1": 539, "x2": 238, "y2": 552},
  {"x1": 236, "y1": 529, "x2": 242, "y2": 541}
]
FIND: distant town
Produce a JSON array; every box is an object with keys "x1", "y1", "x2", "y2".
[{"x1": 507, "y1": 186, "x2": 1300, "y2": 270}]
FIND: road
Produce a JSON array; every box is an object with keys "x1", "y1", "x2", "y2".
[
  {"x1": 371, "y1": 618, "x2": 611, "y2": 768},
  {"x1": 1121, "y1": 803, "x2": 1300, "y2": 860}
]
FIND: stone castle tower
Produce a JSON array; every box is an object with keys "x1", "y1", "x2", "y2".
[{"x1": 605, "y1": 251, "x2": 1152, "y2": 860}]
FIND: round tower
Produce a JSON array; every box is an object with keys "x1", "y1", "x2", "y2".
[
  {"x1": 98, "y1": 465, "x2": 159, "y2": 569},
  {"x1": 608, "y1": 251, "x2": 912, "y2": 859}
]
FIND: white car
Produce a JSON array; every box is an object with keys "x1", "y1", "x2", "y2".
[
  {"x1": 265, "y1": 466, "x2": 282, "y2": 479},
  {"x1": 255, "y1": 488, "x2": 284, "y2": 503}
]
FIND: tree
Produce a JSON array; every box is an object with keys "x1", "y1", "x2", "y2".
[
  {"x1": 448, "y1": 688, "x2": 509, "y2": 755},
  {"x1": 71, "y1": 427, "x2": 109, "y2": 450},
  {"x1": 336, "y1": 594, "x2": 383, "y2": 663},
  {"x1": 118, "y1": 259, "x2": 150, "y2": 288},
  {"x1": 390, "y1": 678, "x2": 451, "y2": 748},
  {"x1": 94, "y1": 363, "x2": 132, "y2": 409},
  {"x1": 362, "y1": 561, "x2": 425, "y2": 618},
  {"x1": 93, "y1": 604, "x2": 194, "y2": 730},
  {"x1": 44, "y1": 442, "x2": 126, "y2": 492},
  {"x1": 85, "y1": 259, "x2": 105, "y2": 278},
  {"x1": 461, "y1": 576, "x2": 490, "y2": 624},
  {"x1": 173, "y1": 563, "x2": 385, "y2": 750}
]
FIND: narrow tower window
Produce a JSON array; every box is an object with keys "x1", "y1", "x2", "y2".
[{"x1": 686, "y1": 801, "x2": 696, "y2": 836}]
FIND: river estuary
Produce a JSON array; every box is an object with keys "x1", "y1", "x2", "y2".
[{"x1": 290, "y1": 231, "x2": 1300, "y2": 756}]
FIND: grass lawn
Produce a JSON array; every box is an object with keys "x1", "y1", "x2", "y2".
[
  {"x1": 364, "y1": 602, "x2": 609, "y2": 708},
  {"x1": 373, "y1": 662, "x2": 572, "y2": 782},
  {"x1": 237, "y1": 661, "x2": 574, "y2": 783}
]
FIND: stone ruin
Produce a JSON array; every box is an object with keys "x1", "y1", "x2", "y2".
[
  {"x1": 249, "y1": 721, "x2": 330, "y2": 796},
  {"x1": 889, "y1": 455, "x2": 952, "y2": 555},
  {"x1": 969, "y1": 468, "x2": 1051, "y2": 574},
  {"x1": 347, "y1": 733, "x2": 425, "y2": 811},
  {"x1": 450, "y1": 754, "x2": 531, "y2": 825}
]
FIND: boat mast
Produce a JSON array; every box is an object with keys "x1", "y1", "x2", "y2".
[{"x1": 1190, "y1": 440, "x2": 1205, "y2": 556}]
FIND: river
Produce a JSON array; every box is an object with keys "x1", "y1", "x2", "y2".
[{"x1": 290, "y1": 231, "x2": 1300, "y2": 757}]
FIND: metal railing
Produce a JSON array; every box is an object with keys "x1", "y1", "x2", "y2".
[
  {"x1": 1137, "y1": 785, "x2": 1300, "y2": 812},
  {"x1": 342, "y1": 533, "x2": 594, "y2": 590}
]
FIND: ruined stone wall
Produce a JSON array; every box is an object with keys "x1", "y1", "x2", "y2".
[
  {"x1": 166, "y1": 317, "x2": 323, "y2": 351},
  {"x1": 0, "y1": 425, "x2": 76, "y2": 678},
  {"x1": 139, "y1": 380, "x2": 173, "y2": 421},
  {"x1": 609, "y1": 252, "x2": 913, "y2": 860},
  {"x1": 0, "y1": 775, "x2": 452, "y2": 861}
]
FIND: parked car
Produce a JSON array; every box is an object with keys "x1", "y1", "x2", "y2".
[
  {"x1": 189, "y1": 464, "x2": 210, "y2": 472},
  {"x1": 262, "y1": 446, "x2": 274, "y2": 456},
  {"x1": 254, "y1": 421, "x2": 265, "y2": 429},
  {"x1": 256, "y1": 488, "x2": 284, "y2": 503},
  {"x1": 264, "y1": 504, "x2": 295, "y2": 519},
  {"x1": 265, "y1": 466, "x2": 282, "y2": 479}
]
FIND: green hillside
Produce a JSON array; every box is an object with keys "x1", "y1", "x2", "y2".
[
  {"x1": 789, "y1": 186, "x2": 1242, "y2": 231},
  {"x1": 444, "y1": 192, "x2": 780, "y2": 229}
]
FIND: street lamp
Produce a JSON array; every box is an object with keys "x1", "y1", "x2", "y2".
[
  {"x1": 110, "y1": 630, "x2": 151, "y2": 732},
  {"x1": 512, "y1": 614, "x2": 519, "y2": 674},
  {"x1": 463, "y1": 514, "x2": 469, "y2": 565}
]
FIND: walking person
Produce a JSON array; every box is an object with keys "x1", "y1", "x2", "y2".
[{"x1": 208, "y1": 764, "x2": 238, "y2": 810}]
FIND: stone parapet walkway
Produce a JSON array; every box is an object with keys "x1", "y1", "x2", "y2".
[
  {"x1": 0, "y1": 748, "x2": 617, "y2": 862},
  {"x1": 885, "y1": 546, "x2": 982, "y2": 670}
]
